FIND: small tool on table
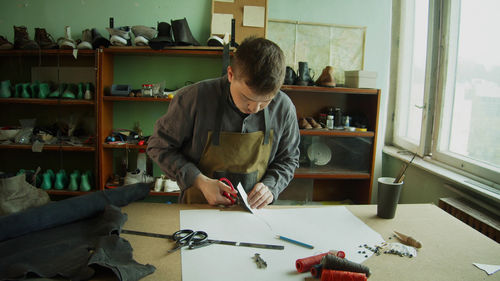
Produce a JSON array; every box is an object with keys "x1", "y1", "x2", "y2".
[
  {"x1": 394, "y1": 230, "x2": 422, "y2": 248},
  {"x1": 253, "y1": 253, "x2": 267, "y2": 269}
]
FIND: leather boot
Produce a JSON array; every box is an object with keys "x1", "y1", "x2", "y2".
[
  {"x1": 13, "y1": 26, "x2": 39, "y2": 49},
  {"x1": 38, "y1": 83, "x2": 50, "y2": 99},
  {"x1": 0, "y1": 80, "x2": 11, "y2": 98},
  {"x1": 0, "y1": 35, "x2": 14, "y2": 50},
  {"x1": 295, "y1": 62, "x2": 314, "y2": 86},
  {"x1": 315, "y1": 66, "x2": 336, "y2": 87},
  {"x1": 149, "y1": 22, "x2": 174, "y2": 50},
  {"x1": 284, "y1": 66, "x2": 297, "y2": 85},
  {"x1": 35, "y1": 28, "x2": 57, "y2": 49},
  {"x1": 91, "y1": 28, "x2": 110, "y2": 49},
  {"x1": 171, "y1": 18, "x2": 200, "y2": 46}
]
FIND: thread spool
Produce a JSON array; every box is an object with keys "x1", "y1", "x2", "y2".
[
  {"x1": 296, "y1": 250, "x2": 346, "y2": 273},
  {"x1": 321, "y1": 254, "x2": 371, "y2": 277},
  {"x1": 321, "y1": 269, "x2": 367, "y2": 281},
  {"x1": 311, "y1": 264, "x2": 323, "y2": 278}
]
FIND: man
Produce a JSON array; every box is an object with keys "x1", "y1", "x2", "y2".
[{"x1": 147, "y1": 37, "x2": 300, "y2": 209}]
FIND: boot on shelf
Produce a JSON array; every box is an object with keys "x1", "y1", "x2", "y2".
[
  {"x1": 284, "y1": 66, "x2": 297, "y2": 85},
  {"x1": 171, "y1": 18, "x2": 200, "y2": 46},
  {"x1": 295, "y1": 61, "x2": 314, "y2": 86},
  {"x1": 14, "y1": 26, "x2": 39, "y2": 50},
  {"x1": 0, "y1": 35, "x2": 14, "y2": 50},
  {"x1": 35, "y1": 28, "x2": 57, "y2": 49}
]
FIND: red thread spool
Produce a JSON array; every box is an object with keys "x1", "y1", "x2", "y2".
[
  {"x1": 296, "y1": 250, "x2": 345, "y2": 273},
  {"x1": 321, "y1": 269, "x2": 367, "y2": 281}
]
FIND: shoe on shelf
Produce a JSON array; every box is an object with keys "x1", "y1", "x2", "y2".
[
  {"x1": 38, "y1": 83, "x2": 50, "y2": 99},
  {"x1": 35, "y1": 28, "x2": 57, "y2": 49},
  {"x1": 154, "y1": 176, "x2": 165, "y2": 192},
  {"x1": 13, "y1": 26, "x2": 39, "y2": 50},
  {"x1": 132, "y1": 25, "x2": 157, "y2": 46},
  {"x1": 298, "y1": 117, "x2": 312, "y2": 129},
  {"x1": 21, "y1": 83, "x2": 31, "y2": 98},
  {"x1": 80, "y1": 170, "x2": 92, "y2": 191},
  {"x1": 164, "y1": 179, "x2": 180, "y2": 192},
  {"x1": 30, "y1": 81, "x2": 39, "y2": 98},
  {"x1": 107, "y1": 26, "x2": 131, "y2": 46},
  {"x1": 315, "y1": 66, "x2": 336, "y2": 87},
  {"x1": 149, "y1": 22, "x2": 174, "y2": 50},
  {"x1": 54, "y1": 169, "x2": 67, "y2": 190},
  {"x1": 124, "y1": 169, "x2": 154, "y2": 185},
  {"x1": 171, "y1": 18, "x2": 200, "y2": 46},
  {"x1": 284, "y1": 66, "x2": 297, "y2": 85},
  {"x1": 306, "y1": 117, "x2": 323, "y2": 129},
  {"x1": 68, "y1": 170, "x2": 80, "y2": 191},
  {"x1": 57, "y1": 26, "x2": 76, "y2": 49},
  {"x1": 77, "y1": 29, "x2": 93, "y2": 50},
  {"x1": 0, "y1": 80, "x2": 12, "y2": 98},
  {"x1": 295, "y1": 61, "x2": 314, "y2": 86},
  {"x1": 0, "y1": 35, "x2": 14, "y2": 50},
  {"x1": 84, "y1": 83, "x2": 93, "y2": 100},
  {"x1": 91, "y1": 28, "x2": 110, "y2": 49}
]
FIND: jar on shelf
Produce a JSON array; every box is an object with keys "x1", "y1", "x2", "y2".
[{"x1": 142, "y1": 84, "x2": 153, "y2": 96}]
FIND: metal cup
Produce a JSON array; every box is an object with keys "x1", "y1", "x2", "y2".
[{"x1": 377, "y1": 177, "x2": 403, "y2": 219}]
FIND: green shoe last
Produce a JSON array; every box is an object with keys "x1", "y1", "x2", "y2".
[{"x1": 0, "y1": 80, "x2": 12, "y2": 98}]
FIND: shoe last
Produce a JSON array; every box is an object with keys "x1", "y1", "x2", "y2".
[
  {"x1": 0, "y1": 80, "x2": 11, "y2": 98},
  {"x1": 77, "y1": 83, "x2": 84, "y2": 99},
  {"x1": 38, "y1": 83, "x2": 50, "y2": 99},
  {"x1": 21, "y1": 83, "x2": 31, "y2": 98},
  {"x1": 48, "y1": 83, "x2": 66, "y2": 98},
  {"x1": 30, "y1": 82, "x2": 39, "y2": 98},
  {"x1": 306, "y1": 117, "x2": 323, "y2": 129},
  {"x1": 54, "y1": 169, "x2": 67, "y2": 190},
  {"x1": 131, "y1": 25, "x2": 157, "y2": 40},
  {"x1": 14, "y1": 83, "x2": 23, "y2": 98},
  {"x1": 154, "y1": 177, "x2": 164, "y2": 192},
  {"x1": 80, "y1": 173, "x2": 91, "y2": 191},
  {"x1": 84, "y1": 83, "x2": 93, "y2": 100},
  {"x1": 68, "y1": 170, "x2": 80, "y2": 191},
  {"x1": 315, "y1": 66, "x2": 336, "y2": 87},
  {"x1": 41, "y1": 172, "x2": 52, "y2": 190},
  {"x1": 298, "y1": 117, "x2": 312, "y2": 129}
]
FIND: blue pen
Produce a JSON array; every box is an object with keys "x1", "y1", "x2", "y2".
[{"x1": 277, "y1": 235, "x2": 314, "y2": 249}]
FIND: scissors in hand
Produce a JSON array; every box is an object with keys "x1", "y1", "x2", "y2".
[
  {"x1": 219, "y1": 177, "x2": 237, "y2": 205},
  {"x1": 168, "y1": 229, "x2": 213, "y2": 253}
]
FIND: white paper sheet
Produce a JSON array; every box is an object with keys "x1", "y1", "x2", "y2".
[
  {"x1": 243, "y1": 6, "x2": 265, "y2": 28},
  {"x1": 211, "y1": 13, "x2": 233, "y2": 35},
  {"x1": 473, "y1": 263, "x2": 500, "y2": 275},
  {"x1": 180, "y1": 206, "x2": 384, "y2": 281}
]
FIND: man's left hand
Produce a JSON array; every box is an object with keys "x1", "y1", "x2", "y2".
[{"x1": 247, "y1": 182, "x2": 273, "y2": 209}]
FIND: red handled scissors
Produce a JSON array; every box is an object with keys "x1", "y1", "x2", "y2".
[{"x1": 219, "y1": 177, "x2": 237, "y2": 205}]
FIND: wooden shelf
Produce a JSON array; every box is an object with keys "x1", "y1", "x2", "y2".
[
  {"x1": 0, "y1": 98, "x2": 95, "y2": 105},
  {"x1": 281, "y1": 85, "x2": 378, "y2": 95},
  {"x1": 0, "y1": 144, "x2": 96, "y2": 151},
  {"x1": 103, "y1": 96, "x2": 172, "y2": 102},
  {"x1": 102, "y1": 143, "x2": 147, "y2": 149},
  {"x1": 46, "y1": 190, "x2": 94, "y2": 195},
  {"x1": 300, "y1": 129, "x2": 374, "y2": 137},
  {"x1": 149, "y1": 191, "x2": 181, "y2": 196},
  {"x1": 104, "y1": 46, "x2": 233, "y2": 57},
  {"x1": 294, "y1": 167, "x2": 370, "y2": 179},
  {"x1": 0, "y1": 49, "x2": 96, "y2": 56}
]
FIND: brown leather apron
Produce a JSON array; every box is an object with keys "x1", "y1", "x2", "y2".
[{"x1": 183, "y1": 84, "x2": 273, "y2": 204}]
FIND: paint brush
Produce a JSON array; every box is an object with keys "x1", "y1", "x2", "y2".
[{"x1": 394, "y1": 153, "x2": 416, "y2": 183}]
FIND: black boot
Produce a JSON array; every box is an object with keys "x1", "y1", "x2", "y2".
[
  {"x1": 14, "y1": 26, "x2": 39, "y2": 50},
  {"x1": 284, "y1": 66, "x2": 297, "y2": 85},
  {"x1": 295, "y1": 62, "x2": 314, "y2": 86},
  {"x1": 171, "y1": 18, "x2": 200, "y2": 46},
  {"x1": 91, "y1": 28, "x2": 110, "y2": 49},
  {"x1": 149, "y1": 22, "x2": 174, "y2": 50}
]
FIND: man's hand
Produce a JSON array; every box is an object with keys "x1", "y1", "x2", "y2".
[
  {"x1": 247, "y1": 182, "x2": 273, "y2": 209},
  {"x1": 193, "y1": 174, "x2": 237, "y2": 206}
]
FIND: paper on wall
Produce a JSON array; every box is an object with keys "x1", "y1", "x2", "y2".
[
  {"x1": 211, "y1": 13, "x2": 233, "y2": 35},
  {"x1": 243, "y1": 6, "x2": 265, "y2": 28}
]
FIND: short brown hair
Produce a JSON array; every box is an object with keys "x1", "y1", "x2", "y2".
[{"x1": 232, "y1": 37, "x2": 285, "y2": 95}]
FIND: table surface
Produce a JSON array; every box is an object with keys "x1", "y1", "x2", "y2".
[{"x1": 119, "y1": 203, "x2": 500, "y2": 281}]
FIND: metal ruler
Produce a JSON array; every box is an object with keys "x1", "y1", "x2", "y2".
[{"x1": 121, "y1": 229, "x2": 284, "y2": 250}]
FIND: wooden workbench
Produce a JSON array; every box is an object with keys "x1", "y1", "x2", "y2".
[{"x1": 119, "y1": 203, "x2": 500, "y2": 281}]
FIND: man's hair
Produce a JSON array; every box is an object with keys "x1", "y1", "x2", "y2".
[{"x1": 232, "y1": 37, "x2": 285, "y2": 95}]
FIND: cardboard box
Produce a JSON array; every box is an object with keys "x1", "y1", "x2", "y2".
[{"x1": 344, "y1": 70, "x2": 377, "y2": 88}]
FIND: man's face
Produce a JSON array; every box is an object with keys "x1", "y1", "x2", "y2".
[{"x1": 227, "y1": 66, "x2": 275, "y2": 115}]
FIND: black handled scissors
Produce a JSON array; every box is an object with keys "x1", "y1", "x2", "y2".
[{"x1": 167, "y1": 229, "x2": 214, "y2": 253}]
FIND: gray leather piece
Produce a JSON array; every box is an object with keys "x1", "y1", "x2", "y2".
[{"x1": 0, "y1": 173, "x2": 50, "y2": 216}]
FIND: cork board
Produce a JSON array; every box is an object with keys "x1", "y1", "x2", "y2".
[{"x1": 211, "y1": 0, "x2": 268, "y2": 44}]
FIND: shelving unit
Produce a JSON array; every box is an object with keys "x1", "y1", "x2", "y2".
[
  {"x1": 282, "y1": 85, "x2": 380, "y2": 204},
  {"x1": 0, "y1": 49, "x2": 99, "y2": 194},
  {"x1": 1, "y1": 47, "x2": 379, "y2": 203}
]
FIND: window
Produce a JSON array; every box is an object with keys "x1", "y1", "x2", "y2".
[{"x1": 393, "y1": 0, "x2": 500, "y2": 188}]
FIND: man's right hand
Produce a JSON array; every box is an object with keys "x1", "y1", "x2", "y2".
[{"x1": 193, "y1": 174, "x2": 237, "y2": 205}]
